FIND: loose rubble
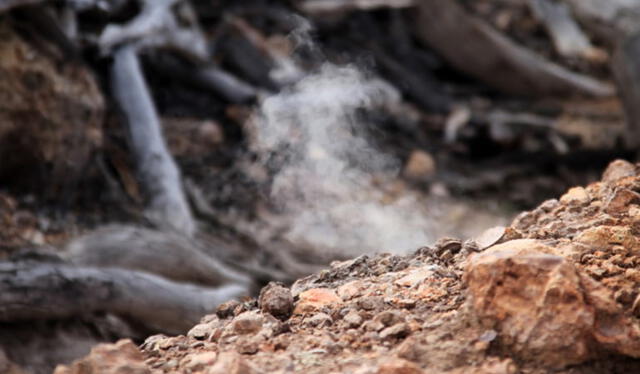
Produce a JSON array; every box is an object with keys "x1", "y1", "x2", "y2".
[{"x1": 55, "y1": 160, "x2": 640, "y2": 373}]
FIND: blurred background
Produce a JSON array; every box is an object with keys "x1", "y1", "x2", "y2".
[{"x1": 0, "y1": 0, "x2": 639, "y2": 372}]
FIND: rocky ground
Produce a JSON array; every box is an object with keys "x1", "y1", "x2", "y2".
[{"x1": 51, "y1": 159, "x2": 640, "y2": 374}]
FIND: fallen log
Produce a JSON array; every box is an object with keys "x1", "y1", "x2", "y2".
[
  {"x1": 414, "y1": 0, "x2": 614, "y2": 97},
  {"x1": 0, "y1": 260, "x2": 246, "y2": 335}
]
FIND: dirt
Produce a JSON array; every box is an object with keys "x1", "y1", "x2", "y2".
[{"x1": 51, "y1": 159, "x2": 640, "y2": 374}]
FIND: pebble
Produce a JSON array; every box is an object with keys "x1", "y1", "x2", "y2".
[
  {"x1": 560, "y1": 187, "x2": 590, "y2": 206},
  {"x1": 232, "y1": 311, "x2": 264, "y2": 335},
  {"x1": 258, "y1": 282, "x2": 294, "y2": 321},
  {"x1": 343, "y1": 310, "x2": 363, "y2": 328},
  {"x1": 379, "y1": 323, "x2": 409, "y2": 340},
  {"x1": 403, "y1": 150, "x2": 436, "y2": 180},
  {"x1": 306, "y1": 312, "x2": 332, "y2": 327},
  {"x1": 294, "y1": 288, "x2": 342, "y2": 314}
]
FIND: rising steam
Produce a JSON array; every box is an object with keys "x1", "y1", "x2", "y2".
[{"x1": 251, "y1": 62, "x2": 433, "y2": 255}]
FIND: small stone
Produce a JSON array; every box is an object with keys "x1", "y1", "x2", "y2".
[
  {"x1": 395, "y1": 337, "x2": 427, "y2": 362},
  {"x1": 305, "y1": 312, "x2": 332, "y2": 327},
  {"x1": 379, "y1": 323, "x2": 409, "y2": 340},
  {"x1": 294, "y1": 288, "x2": 341, "y2": 314},
  {"x1": 374, "y1": 311, "x2": 404, "y2": 327},
  {"x1": 188, "y1": 322, "x2": 217, "y2": 340},
  {"x1": 395, "y1": 299, "x2": 416, "y2": 309},
  {"x1": 258, "y1": 282, "x2": 294, "y2": 321},
  {"x1": 395, "y1": 266, "x2": 435, "y2": 287},
  {"x1": 362, "y1": 320, "x2": 385, "y2": 332},
  {"x1": 217, "y1": 300, "x2": 242, "y2": 319},
  {"x1": 184, "y1": 352, "x2": 218, "y2": 370},
  {"x1": 560, "y1": 187, "x2": 590, "y2": 206},
  {"x1": 403, "y1": 150, "x2": 436, "y2": 180},
  {"x1": 357, "y1": 296, "x2": 384, "y2": 311},
  {"x1": 343, "y1": 310, "x2": 363, "y2": 328},
  {"x1": 605, "y1": 188, "x2": 640, "y2": 215},
  {"x1": 602, "y1": 159, "x2": 636, "y2": 184},
  {"x1": 337, "y1": 280, "x2": 364, "y2": 300},
  {"x1": 232, "y1": 311, "x2": 264, "y2": 335}
]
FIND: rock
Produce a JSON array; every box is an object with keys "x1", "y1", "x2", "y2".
[
  {"x1": 602, "y1": 160, "x2": 636, "y2": 184},
  {"x1": 374, "y1": 311, "x2": 404, "y2": 327},
  {"x1": 305, "y1": 312, "x2": 333, "y2": 327},
  {"x1": 217, "y1": 299, "x2": 243, "y2": 319},
  {"x1": 188, "y1": 319, "x2": 219, "y2": 340},
  {"x1": 380, "y1": 323, "x2": 410, "y2": 340},
  {"x1": 559, "y1": 187, "x2": 590, "y2": 206},
  {"x1": 376, "y1": 358, "x2": 424, "y2": 374},
  {"x1": 395, "y1": 266, "x2": 435, "y2": 287},
  {"x1": 258, "y1": 282, "x2": 294, "y2": 320},
  {"x1": 395, "y1": 337, "x2": 428, "y2": 363},
  {"x1": 337, "y1": 280, "x2": 365, "y2": 300},
  {"x1": 183, "y1": 352, "x2": 218, "y2": 371},
  {"x1": 294, "y1": 288, "x2": 341, "y2": 314},
  {"x1": 232, "y1": 311, "x2": 264, "y2": 335},
  {"x1": 53, "y1": 339, "x2": 149, "y2": 374},
  {"x1": 605, "y1": 188, "x2": 640, "y2": 215},
  {"x1": 343, "y1": 310, "x2": 364, "y2": 328},
  {"x1": 574, "y1": 225, "x2": 638, "y2": 253},
  {"x1": 0, "y1": 22, "x2": 103, "y2": 193},
  {"x1": 403, "y1": 150, "x2": 436, "y2": 181},
  {"x1": 357, "y1": 296, "x2": 385, "y2": 311},
  {"x1": 467, "y1": 245, "x2": 595, "y2": 368},
  {"x1": 363, "y1": 319, "x2": 386, "y2": 332},
  {"x1": 207, "y1": 351, "x2": 262, "y2": 374}
]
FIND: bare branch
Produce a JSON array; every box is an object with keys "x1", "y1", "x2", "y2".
[
  {"x1": 0, "y1": 260, "x2": 246, "y2": 335},
  {"x1": 111, "y1": 45, "x2": 195, "y2": 236}
]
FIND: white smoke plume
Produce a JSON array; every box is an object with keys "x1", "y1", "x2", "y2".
[{"x1": 251, "y1": 61, "x2": 434, "y2": 255}]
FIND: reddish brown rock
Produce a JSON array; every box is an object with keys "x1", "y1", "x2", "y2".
[
  {"x1": 560, "y1": 186, "x2": 590, "y2": 206},
  {"x1": 602, "y1": 160, "x2": 636, "y2": 185},
  {"x1": 605, "y1": 188, "x2": 640, "y2": 215},
  {"x1": 0, "y1": 22, "x2": 103, "y2": 194},
  {"x1": 466, "y1": 242, "x2": 595, "y2": 368},
  {"x1": 258, "y1": 282, "x2": 294, "y2": 320},
  {"x1": 574, "y1": 225, "x2": 638, "y2": 253},
  {"x1": 53, "y1": 339, "x2": 149, "y2": 374},
  {"x1": 232, "y1": 311, "x2": 264, "y2": 335},
  {"x1": 294, "y1": 288, "x2": 342, "y2": 314}
]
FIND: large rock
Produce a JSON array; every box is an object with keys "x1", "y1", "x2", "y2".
[
  {"x1": 466, "y1": 239, "x2": 640, "y2": 368},
  {"x1": 0, "y1": 22, "x2": 103, "y2": 194}
]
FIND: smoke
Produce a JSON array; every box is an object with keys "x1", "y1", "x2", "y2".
[{"x1": 250, "y1": 19, "x2": 433, "y2": 255}]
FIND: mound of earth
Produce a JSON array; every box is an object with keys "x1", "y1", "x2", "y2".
[{"x1": 54, "y1": 159, "x2": 640, "y2": 374}]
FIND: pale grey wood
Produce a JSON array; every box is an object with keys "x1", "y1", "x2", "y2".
[
  {"x1": 0, "y1": 261, "x2": 246, "y2": 334},
  {"x1": 111, "y1": 45, "x2": 196, "y2": 236},
  {"x1": 528, "y1": 0, "x2": 594, "y2": 58},
  {"x1": 414, "y1": 0, "x2": 613, "y2": 97}
]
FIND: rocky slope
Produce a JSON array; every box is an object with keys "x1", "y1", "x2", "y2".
[{"x1": 54, "y1": 160, "x2": 640, "y2": 374}]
